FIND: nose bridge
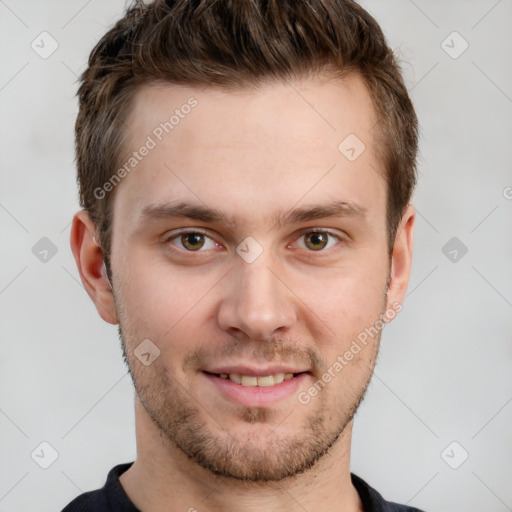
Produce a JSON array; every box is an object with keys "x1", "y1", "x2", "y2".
[{"x1": 217, "y1": 250, "x2": 296, "y2": 340}]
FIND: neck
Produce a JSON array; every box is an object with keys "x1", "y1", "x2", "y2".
[{"x1": 120, "y1": 397, "x2": 364, "y2": 512}]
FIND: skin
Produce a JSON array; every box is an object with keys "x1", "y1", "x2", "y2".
[{"x1": 71, "y1": 72, "x2": 415, "y2": 512}]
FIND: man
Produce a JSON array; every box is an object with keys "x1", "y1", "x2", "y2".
[{"x1": 64, "y1": 0, "x2": 423, "y2": 510}]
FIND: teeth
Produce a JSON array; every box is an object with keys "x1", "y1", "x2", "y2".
[
  {"x1": 256, "y1": 375, "x2": 275, "y2": 387},
  {"x1": 228, "y1": 373, "x2": 241, "y2": 383},
  {"x1": 241, "y1": 375, "x2": 258, "y2": 386},
  {"x1": 274, "y1": 373, "x2": 285, "y2": 384},
  {"x1": 217, "y1": 372, "x2": 295, "y2": 386}
]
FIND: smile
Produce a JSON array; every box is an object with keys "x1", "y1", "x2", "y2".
[
  {"x1": 210, "y1": 372, "x2": 296, "y2": 387},
  {"x1": 202, "y1": 370, "x2": 310, "y2": 407}
]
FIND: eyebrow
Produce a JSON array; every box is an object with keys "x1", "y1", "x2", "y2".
[{"x1": 139, "y1": 200, "x2": 368, "y2": 228}]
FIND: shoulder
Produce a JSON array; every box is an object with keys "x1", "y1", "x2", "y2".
[
  {"x1": 61, "y1": 488, "x2": 109, "y2": 512},
  {"x1": 351, "y1": 473, "x2": 426, "y2": 512},
  {"x1": 386, "y1": 503, "x2": 425, "y2": 512},
  {"x1": 60, "y1": 463, "x2": 137, "y2": 512}
]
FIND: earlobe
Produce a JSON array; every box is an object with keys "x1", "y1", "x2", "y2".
[
  {"x1": 69, "y1": 210, "x2": 118, "y2": 325},
  {"x1": 385, "y1": 204, "x2": 415, "y2": 317}
]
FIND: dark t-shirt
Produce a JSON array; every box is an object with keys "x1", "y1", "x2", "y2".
[{"x1": 61, "y1": 463, "x2": 425, "y2": 512}]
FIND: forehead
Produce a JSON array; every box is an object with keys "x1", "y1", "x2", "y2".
[
  {"x1": 112, "y1": 74, "x2": 384, "y2": 232},
  {"x1": 126, "y1": 73, "x2": 378, "y2": 152}
]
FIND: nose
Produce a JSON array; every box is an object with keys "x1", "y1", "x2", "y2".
[{"x1": 217, "y1": 255, "x2": 297, "y2": 341}]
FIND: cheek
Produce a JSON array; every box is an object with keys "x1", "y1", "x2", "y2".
[
  {"x1": 295, "y1": 264, "x2": 387, "y2": 333},
  {"x1": 115, "y1": 256, "x2": 221, "y2": 349}
]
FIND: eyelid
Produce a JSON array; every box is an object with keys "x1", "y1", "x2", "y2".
[
  {"x1": 297, "y1": 227, "x2": 344, "y2": 238},
  {"x1": 163, "y1": 227, "x2": 211, "y2": 241}
]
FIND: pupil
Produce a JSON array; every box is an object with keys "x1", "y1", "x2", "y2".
[
  {"x1": 183, "y1": 233, "x2": 204, "y2": 250},
  {"x1": 307, "y1": 232, "x2": 327, "y2": 250}
]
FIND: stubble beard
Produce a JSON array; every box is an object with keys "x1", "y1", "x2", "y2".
[
  {"x1": 113, "y1": 284, "x2": 385, "y2": 483},
  {"x1": 118, "y1": 328, "x2": 378, "y2": 483}
]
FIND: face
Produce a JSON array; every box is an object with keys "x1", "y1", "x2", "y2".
[{"x1": 104, "y1": 74, "x2": 405, "y2": 482}]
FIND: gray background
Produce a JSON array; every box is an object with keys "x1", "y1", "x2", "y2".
[{"x1": 0, "y1": 0, "x2": 511, "y2": 510}]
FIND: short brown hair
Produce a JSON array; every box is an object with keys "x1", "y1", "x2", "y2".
[{"x1": 75, "y1": 0, "x2": 418, "y2": 269}]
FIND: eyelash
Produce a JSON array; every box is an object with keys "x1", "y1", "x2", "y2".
[{"x1": 164, "y1": 228, "x2": 344, "y2": 254}]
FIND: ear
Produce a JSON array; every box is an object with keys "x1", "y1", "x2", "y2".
[
  {"x1": 69, "y1": 210, "x2": 118, "y2": 324},
  {"x1": 385, "y1": 203, "x2": 415, "y2": 318}
]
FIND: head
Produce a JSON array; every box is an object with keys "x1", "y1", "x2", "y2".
[{"x1": 71, "y1": 0, "x2": 417, "y2": 483}]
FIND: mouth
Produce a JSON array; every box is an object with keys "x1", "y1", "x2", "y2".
[
  {"x1": 201, "y1": 369, "x2": 310, "y2": 407},
  {"x1": 203, "y1": 371, "x2": 306, "y2": 387}
]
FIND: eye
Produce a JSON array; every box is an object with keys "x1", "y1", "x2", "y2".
[
  {"x1": 167, "y1": 231, "x2": 219, "y2": 251},
  {"x1": 295, "y1": 230, "x2": 341, "y2": 251},
  {"x1": 164, "y1": 229, "x2": 343, "y2": 254}
]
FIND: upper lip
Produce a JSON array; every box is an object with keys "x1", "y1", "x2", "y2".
[{"x1": 204, "y1": 366, "x2": 310, "y2": 377}]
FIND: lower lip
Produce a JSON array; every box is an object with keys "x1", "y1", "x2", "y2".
[{"x1": 202, "y1": 372, "x2": 310, "y2": 407}]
